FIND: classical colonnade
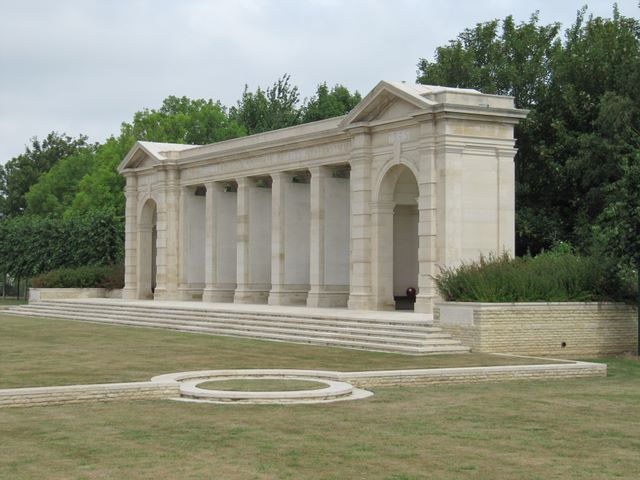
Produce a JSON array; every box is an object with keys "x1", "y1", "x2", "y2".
[{"x1": 119, "y1": 81, "x2": 526, "y2": 313}]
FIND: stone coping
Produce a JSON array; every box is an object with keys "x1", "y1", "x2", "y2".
[
  {"x1": 180, "y1": 376, "x2": 355, "y2": 402},
  {"x1": 0, "y1": 358, "x2": 606, "y2": 408},
  {"x1": 436, "y1": 301, "x2": 635, "y2": 309}
]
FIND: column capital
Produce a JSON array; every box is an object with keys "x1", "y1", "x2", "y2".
[{"x1": 309, "y1": 165, "x2": 331, "y2": 178}]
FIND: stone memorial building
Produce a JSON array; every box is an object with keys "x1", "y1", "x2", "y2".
[{"x1": 118, "y1": 81, "x2": 526, "y2": 313}]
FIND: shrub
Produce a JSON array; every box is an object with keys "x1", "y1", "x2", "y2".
[
  {"x1": 0, "y1": 209, "x2": 124, "y2": 279},
  {"x1": 32, "y1": 264, "x2": 124, "y2": 289},
  {"x1": 435, "y1": 250, "x2": 636, "y2": 303}
]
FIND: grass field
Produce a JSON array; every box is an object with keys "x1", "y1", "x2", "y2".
[
  {"x1": 0, "y1": 298, "x2": 27, "y2": 306},
  {"x1": 0, "y1": 315, "x2": 558, "y2": 388},
  {"x1": 2, "y1": 314, "x2": 638, "y2": 479},
  {"x1": 197, "y1": 379, "x2": 327, "y2": 391}
]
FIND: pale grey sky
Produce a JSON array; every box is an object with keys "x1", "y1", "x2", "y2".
[{"x1": 0, "y1": 0, "x2": 638, "y2": 163}]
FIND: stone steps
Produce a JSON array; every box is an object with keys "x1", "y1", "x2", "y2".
[
  {"x1": 19, "y1": 301, "x2": 442, "y2": 330},
  {"x1": 7, "y1": 300, "x2": 469, "y2": 355},
  {"x1": 12, "y1": 309, "x2": 456, "y2": 343}
]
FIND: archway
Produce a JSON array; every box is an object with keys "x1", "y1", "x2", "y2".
[
  {"x1": 138, "y1": 199, "x2": 157, "y2": 299},
  {"x1": 374, "y1": 164, "x2": 419, "y2": 310}
]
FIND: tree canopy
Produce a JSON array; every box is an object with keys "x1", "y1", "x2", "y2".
[
  {"x1": 417, "y1": 6, "x2": 640, "y2": 258},
  {"x1": 0, "y1": 132, "x2": 91, "y2": 218}
]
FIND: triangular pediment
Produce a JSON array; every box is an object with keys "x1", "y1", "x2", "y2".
[
  {"x1": 340, "y1": 80, "x2": 437, "y2": 128},
  {"x1": 118, "y1": 142, "x2": 161, "y2": 172},
  {"x1": 118, "y1": 141, "x2": 197, "y2": 172}
]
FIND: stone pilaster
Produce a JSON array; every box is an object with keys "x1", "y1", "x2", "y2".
[
  {"x1": 497, "y1": 147, "x2": 516, "y2": 255},
  {"x1": 347, "y1": 129, "x2": 374, "y2": 310},
  {"x1": 153, "y1": 166, "x2": 181, "y2": 300},
  {"x1": 415, "y1": 131, "x2": 438, "y2": 314},
  {"x1": 122, "y1": 173, "x2": 138, "y2": 300}
]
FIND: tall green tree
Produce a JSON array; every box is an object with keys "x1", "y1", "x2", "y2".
[
  {"x1": 25, "y1": 147, "x2": 97, "y2": 217},
  {"x1": 302, "y1": 83, "x2": 362, "y2": 122},
  {"x1": 0, "y1": 132, "x2": 90, "y2": 217},
  {"x1": 127, "y1": 96, "x2": 245, "y2": 145},
  {"x1": 231, "y1": 74, "x2": 302, "y2": 134},
  {"x1": 417, "y1": 7, "x2": 640, "y2": 256},
  {"x1": 58, "y1": 96, "x2": 245, "y2": 218}
]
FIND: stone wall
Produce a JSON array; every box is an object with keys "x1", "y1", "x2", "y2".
[
  {"x1": 0, "y1": 382, "x2": 179, "y2": 408},
  {"x1": 343, "y1": 362, "x2": 606, "y2": 388},
  {"x1": 29, "y1": 288, "x2": 123, "y2": 302},
  {"x1": 434, "y1": 302, "x2": 638, "y2": 356}
]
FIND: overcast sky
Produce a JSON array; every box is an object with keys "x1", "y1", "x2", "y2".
[{"x1": 0, "y1": 0, "x2": 638, "y2": 164}]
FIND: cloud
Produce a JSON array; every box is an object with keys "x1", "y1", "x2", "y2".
[{"x1": 0, "y1": 0, "x2": 637, "y2": 163}]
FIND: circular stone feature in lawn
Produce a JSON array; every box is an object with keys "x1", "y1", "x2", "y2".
[
  {"x1": 157, "y1": 370, "x2": 373, "y2": 404},
  {"x1": 197, "y1": 378, "x2": 327, "y2": 392}
]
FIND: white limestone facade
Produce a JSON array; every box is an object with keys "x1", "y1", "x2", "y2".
[{"x1": 118, "y1": 81, "x2": 526, "y2": 313}]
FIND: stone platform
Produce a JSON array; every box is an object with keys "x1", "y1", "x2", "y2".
[{"x1": 7, "y1": 298, "x2": 469, "y2": 355}]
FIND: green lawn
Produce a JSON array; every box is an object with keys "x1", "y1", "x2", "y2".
[
  {"x1": 0, "y1": 315, "x2": 558, "y2": 389},
  {"x1": 0, "y1": 298, "x2": 27, "y2": 306},
  {"x1": 198, "y1": 379, "x2": 327, "y2": 391},
  {"x1": 0, "y1": 357, "x2": 638, "y2": 479},
  {"x1": 1, "y1": 315, "x2": 638, "y2": 479}
]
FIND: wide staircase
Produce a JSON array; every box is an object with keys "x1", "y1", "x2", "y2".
[{"x1": 7, "y1": 299, "x2": 469, "y2": 355}]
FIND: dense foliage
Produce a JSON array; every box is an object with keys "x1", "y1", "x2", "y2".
[
  {"x1": 0, "y1": 211, "x2": 123, "y2": 278},
  {"x1": 435, "y1": 249, "x2": 637, "y2": 303},
  {"x1": 0, "y1": 133, "x2": 91, "y2": 218},
  {"x1": 418, "y1": 7, "x2": 640, "y2": 259},
  {"x1": 31, "y1": 264, "x2": 124, "y2": 289}
]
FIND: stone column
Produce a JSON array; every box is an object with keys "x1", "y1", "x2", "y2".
[
  {"x1": 234, "y1": 177, "x2": 252, "y2": 303},
  {"x1": 306, "y1": 166, "x2": 327, "y2": 307},
  {"x1": 122, "y1": 173, "x2": 138, "y2": 300},
  {"x1": 203, "y1": 181, "x2": 217, "y2": 302},
  {"x1": 268, "y1": 172, "x2": 288, "y2": 305},
  {"x1": 269, "y1": 172, "x2": 310, "y2": 305},
  {"x1": 203, "y1": 182, "x2": 237, "y2": 302},
  {"x1": 371, "y1": 201, "x2": 396, "y2": 310},
  {"x1": 154, "y1": 166, "x2": 181, "y2": 300},
  {"x1": 347, "y1": 128, "x2": 374, "y2": 310},
  {"x1": 234, "y1": 177, "x2": 271, "y2": 304}
]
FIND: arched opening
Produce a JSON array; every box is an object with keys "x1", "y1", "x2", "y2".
[
  {"x1": 138, "y1": 199, "x2": 157, "y2": 299},
  {"x1": 374, "y1": 164, "x2": 419, "y2": 310}
]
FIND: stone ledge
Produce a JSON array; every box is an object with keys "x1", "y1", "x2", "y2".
[
  {"x1": 0, "y1": 382, "x2": 179, "y2": 408},
  {"x1": 0, "y1": 359, "x2": 607, "y2": 408}
]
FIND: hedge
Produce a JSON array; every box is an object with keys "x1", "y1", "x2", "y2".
[
  {"x1": 0, "y1": 210, "x2": 124, "y2": 278},
  {"x1": 31, "y1": 264, "x2": 124, "y2": 289},
  {"x1": 435, "y1": 250, "x2": 637, "y2": 303}
]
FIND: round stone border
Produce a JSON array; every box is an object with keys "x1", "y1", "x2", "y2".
[{"x1": 151, "y1": 369, "x2": 374, "y2": 405}]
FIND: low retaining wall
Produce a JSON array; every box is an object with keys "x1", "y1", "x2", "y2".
[
  {"x1": 434, "y1": 302, "x2": 638, "y2": 356},
  {"x1": 0, "y1": 382, "x2": 178, "y2": 408},
  {"x1": 1, "y1": 360, "x2": 606, "y2": 408},
  {"x1": 29, "y1": 288, "x2": 123, "y2": 302},
  {"x1": 342, "y1": 361, "x2": 606, "y2": 388}
]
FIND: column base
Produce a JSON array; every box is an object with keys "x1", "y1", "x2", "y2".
[
  {"x1": 306, "y1": 287, "x2": 349, "y2": 308},
  {"x1": 122, "y1": 287, "x2": 138, "y2": 300},
  {"x1": 347, "y1": 293, "x2": 376, "y2": 310},
  {"x1": 178, "y1": 286, "x2": 204, "y2": 301},
  {"x1": 414, "y1": 294, "x2": 434, "y2": 314},
  {"x1": 202, "y1": 287, "x2": 236, "y2": 303},
  {"x1": 268, "y1": 285, "x2": 310, "y2": 306},
  {"x1": 234, "y1": 285, "x2": 270, "y2": 304},
  {"x1": 152, "y1": 288, "x2": 181, "y2": 301}
]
